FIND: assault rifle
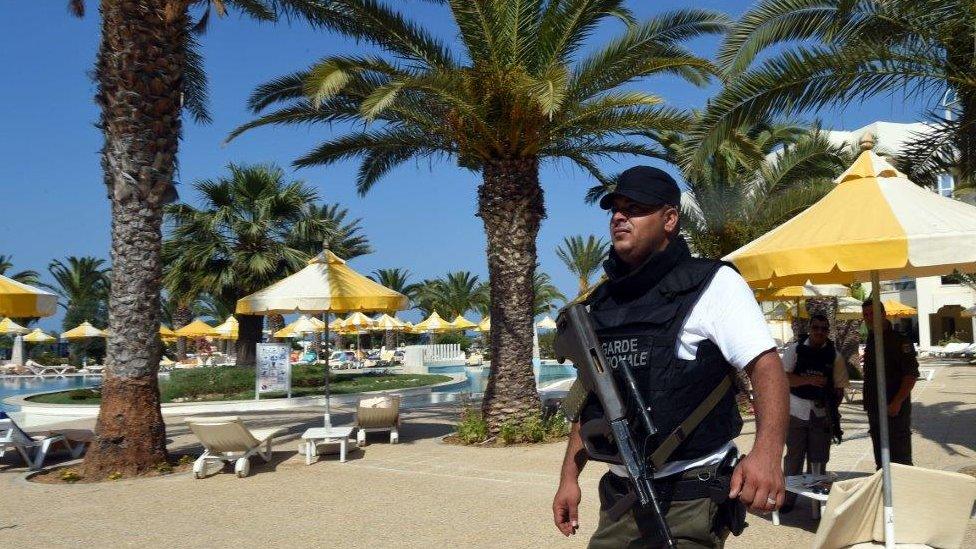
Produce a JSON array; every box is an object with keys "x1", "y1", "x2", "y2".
[{"x1": 554, "y1": 304, "x2": 676, "y2": 549}]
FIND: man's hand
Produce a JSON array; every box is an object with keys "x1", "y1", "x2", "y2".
[
  {"x1": 553, "y1": 481, "x2": 582, "y2": 536},
  {"x1": 729, "y1": 450, "x2": 785, "y2": 513},
  {"x1": 887, "y1": 398, "x2": 903, "y2": 417},
  {"x1": 741, "y1": 350, "x2": 789, "y2": 513}
]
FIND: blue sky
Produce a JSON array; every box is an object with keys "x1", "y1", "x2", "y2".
[{"x1": 1, "y1": 1, "x2": 928, "y2": 330}]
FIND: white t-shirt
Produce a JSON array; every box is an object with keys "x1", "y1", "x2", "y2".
[
  {"x1": 610, "y1": 266, "x2": 777, "y2": 479},
  {"x1": 781, "y1": 338, "x2": 850, "y2": 419}
]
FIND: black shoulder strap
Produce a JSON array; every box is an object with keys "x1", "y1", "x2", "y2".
[{"x1": 649, "y1": 374, "x2": 734, "y2": 470}]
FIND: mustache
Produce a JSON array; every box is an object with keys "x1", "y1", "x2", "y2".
[{"x1": 611, "y1": 220, "x2": 633, "y2": 231}]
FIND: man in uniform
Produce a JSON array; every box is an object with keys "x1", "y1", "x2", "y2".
[
  {"x1": 862, "y1": 298, "x2": 918, "y2": 468},
  {"x1": 552, "y1": 166, "x2": 789, "y2": 548},
  {"x1": 780, "y1": 314, "x2": 848, "y2": 512}
]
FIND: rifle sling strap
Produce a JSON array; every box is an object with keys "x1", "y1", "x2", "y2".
[{"x1": 649, "y1": 374, "x2": 734, "y2": 471}]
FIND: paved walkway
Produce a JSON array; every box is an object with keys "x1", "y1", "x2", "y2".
[{"x1": 1, "y1": 359, "x2": 974, "y2": 548}]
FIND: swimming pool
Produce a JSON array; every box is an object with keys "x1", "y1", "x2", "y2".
[
  {"x1": 428, "y1": 362, "x2": 576, "y2": 394},
  {"x1": 0, "y1": 376, "x2": 102, "y2": 412}
]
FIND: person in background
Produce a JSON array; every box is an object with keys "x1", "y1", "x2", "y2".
[
  {"x1": 862, "y1": 298, "x2": 918, "y2": 468},
  {"x1": 779, "y1": 314, "x2": 848, "y2": 512}
]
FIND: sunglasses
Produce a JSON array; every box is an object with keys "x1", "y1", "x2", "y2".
[{"x1": 608, "y1": 203, "x2": 668, "y2": 218}]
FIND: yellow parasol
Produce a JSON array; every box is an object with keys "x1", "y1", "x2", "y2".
[
  {"x1": 476, "y1": 316, "x2": 491, "y2": 332},
  {"x1": 235, "y1": 249, "x2": 413, "y2": 431},
  {"x1": 754, "y1": 284, "x2": 851, "y2": 301},
  {"x1": 724, "y1": 146, "x2": 976, "y2": 546},
  {"x1": 370, "y1": 314, "x2": 406, "y2": 331},
  {"x1": 23, "y1": 328, "x2": 55, "y2": 343},
  {"x1": 0, "y1": 317, "x2": 30, "y2": 335},
  {"x1": 880, "y1": 300, "x2": 916, "y2": 319},
  {"x1": 236, "y1": 250, "x2": 408, "y2": 314},
  {"x1": 275, "y1": 315, "x2": 325, "y2": 338},
  {"x1": 727, "y1": 150, "x2": 976, "y2": 287},
  {"x1": 342, "y1": 311, "x2": 375, "y2": 331},
  {"x1": 413, "y1": 311, "x2": 454, "y2": 333},
  {"x1": 536, "y1": 316, "x2": 558, "y2": 330},
  {"x1": 61, "y1": 321, "x2": 107, "y2": 340},
  {"x1": 212, "y1": 316, "x2": 239, "y2": 340},
  {"x1": 450, "y1": 315, "x2": 477, "y2": 330},
  {"x1": 0, "y1": 274, "x2": 57, "y2": 318},
  {"x1": 105, "y1": 326, "x2": 178, "y2": 340},
  {"x1": 174, "y1": 318, "x2": 217, "y2": 338}
]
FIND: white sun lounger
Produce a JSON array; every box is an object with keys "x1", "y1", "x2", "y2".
[
  {"x1": 0, "y1": 413, "x2": 88, "y2": 470},
  {"x1": 356, "y1": 395, "x2": 401, "y2": 445},
  {"x1": 186, "y1": 416, "x2": 283, "y2": 479}
]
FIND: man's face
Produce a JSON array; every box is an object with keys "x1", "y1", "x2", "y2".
[
  {"x1": 862, "y1": 304, "x2": 886, "y2": 327},
  {"x1": 809, "y1": 320, "x2": 829, "y2": 346},
  {"x1": 608, "y1": 196, "x2": 679, "y2": 266}
]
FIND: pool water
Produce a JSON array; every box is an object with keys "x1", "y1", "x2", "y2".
[
  {"x1": 0, "y1": 376, "x2": 101, "y2": 412},
  {"x1": 428, "y1": 362, "x2": 576, "y2": 394}
]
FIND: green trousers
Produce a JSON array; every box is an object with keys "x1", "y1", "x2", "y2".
[{"x1": 588, "y1": 473, "x2": 729, "y2": 549}]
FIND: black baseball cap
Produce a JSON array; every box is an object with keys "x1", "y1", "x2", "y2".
[{"x1": 599, "y1": 166, "x2": 681, "y2": 210}]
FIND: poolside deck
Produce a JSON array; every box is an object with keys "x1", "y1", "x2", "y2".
[{"x1": 1, "y1": 358, "x2": 974, "y2": 548}]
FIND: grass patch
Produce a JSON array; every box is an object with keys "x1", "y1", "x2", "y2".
[{"x1": 25, "y1": 365, "x2": 450, "y2": 405}]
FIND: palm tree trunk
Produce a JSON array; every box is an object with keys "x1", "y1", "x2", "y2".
[
  {"x1": 478, "y1": 158, "x2": 545, "y2": 434},
  {"x1": 236, "y1": 314, "x2": 263, "y2": 367},
  {"x1": 957, "y1": 91, "x2": 976, "y2": 189},
  {"x1": 268, "y1": 313, "x2": 285, "y2": 342},
  {"x1": 173, "y1": 306, "x2": 192, "y2": 360},
  {"x1": 80, "y1": 0, "x2": 185, "y2": 478}
]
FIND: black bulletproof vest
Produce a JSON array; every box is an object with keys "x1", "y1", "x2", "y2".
[
  {"x1": 583, "y1": 251, "x2": 743, "y2": 463},
  {"x1": 790, "y1": 340, "x2": 836, "y2": 401}
]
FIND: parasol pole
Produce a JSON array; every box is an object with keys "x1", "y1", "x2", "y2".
[
  {"x1": 870, "y1": 270, "x2": 895, "y2": 548},
  {"x1": 322, "y1": 312, "x2": 332, "y2": 428}
]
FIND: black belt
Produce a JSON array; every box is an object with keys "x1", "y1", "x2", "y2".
[{"x1": 605, "y1": 458, "x2": 734, "y2": 521}]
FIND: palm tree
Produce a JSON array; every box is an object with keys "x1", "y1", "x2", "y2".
[
  {"x1": 66, "y1": 0, "x2": 342, "y2": 478},
  {"x1": 369, "y1": 268, "x2": 419, "y2": 303},
  {"x1": 0, "y1": 255, "x2": 41, "y2": 286},
  {"x1": 230, "y1": 0, "x2": 728, "y2": 430},
  {"x1": 43, "y1": 257, "x2": 111, "y2": 364},
  {"x1": 587, "y1": 122, "x2": 851, "y2": 258},
  {"x1": 555, "y1": 235, "x2": 609, "y2": 297},
  {"x1": 367, "y1": 268, "x2": 417, "y2": 347},
  {"x1": 532, "y1": 271, "x2": 566, "y2": 316},
  {"x1": 164, "y1": 163, "x2": 370, "y2": 367},
  {"x1": 693, "y1": 0, "x2": 976, "y2": 188},
  {"x1": 413, "y1": 272, "x2": 489, "y2": 319},
  {"x1": 44, "y1": 257, "x2": 112, "y2": 323}
]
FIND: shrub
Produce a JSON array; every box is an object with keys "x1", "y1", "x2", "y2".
[
  {"x1": 67, "y1": 389, "x2": 99, "y2": 401},
  {"x1": 456, "y1": 407, "x2": 489, "y2": 444},
  {"x1": 497, "y1": 421, "x2": 520, "y2": 445},
  {"x1": 155, "y1": 462, "x2": 174, "y2": 475},
  {"x1": 482, "y1": 411, "x2": 570, "y2": 446},
  {"x1": 433, "y1": 332, "x2": 473, "y2": 353},
  {"x1": 60, "y1": 469, "x2": 82, "y2": 483},
  {"x1": 107, "y1": 471, "x2": 123, "y2": 481},
  {"x1": 161, "y1": 366, "x2": 254, "y2": 400},
  {"x1": 544, "y1": 411, "x2": 570, "y2": 440},
  {"x1": 177, "y1": 454, "x2": 193, "y2": 466}
]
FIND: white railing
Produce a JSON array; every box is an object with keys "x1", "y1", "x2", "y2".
[{"x1": 421, "y1": 344, "x2": 463, "y2": 361}]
